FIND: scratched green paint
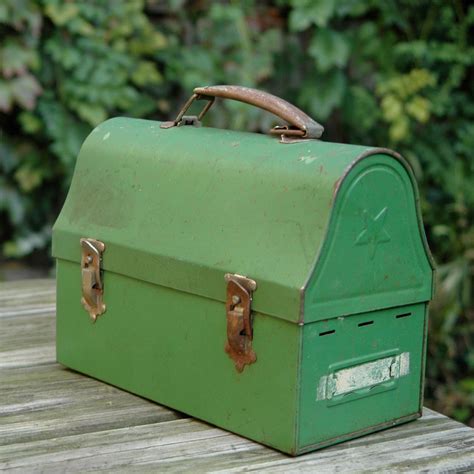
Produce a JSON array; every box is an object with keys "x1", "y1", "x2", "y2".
[
  {"x1": 53, "y1": 118, "x2": 434, "y2": 454},
  {"x1": 53, "y1": 117, "x2": 371, "y2": 323}
]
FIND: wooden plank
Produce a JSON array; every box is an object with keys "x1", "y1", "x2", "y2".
[
  {"x1": 0, "y1": 304, "x2": 56, "y2": 318},
  {"x1": 0, "y1": 279, "x2": 55, "y2": 302},
  {"x1": 0, "y1": 278, "x2": 54, "y2": 292},
  {"x1": 0, "y1": 346, "x2": 56, "y2": 369},
  {"x1": 0, "y1": 310, "x2": 56, "y2": 368},
  {"x1": 0, "y1": 313, "x2": 55, "y2": 354},
  {"x1": 0, "y1": 279, "x2": 55, "y2": 319},
  {"x1": 0, "y1": 410, "x2": 473, "y2": 472},
  {"x1": 0, "y1": 363, "x2": 183, "y2": 446}
]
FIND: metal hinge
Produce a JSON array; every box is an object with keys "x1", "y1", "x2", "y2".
[
  {"x1": 224, "y1": 273, "x2": 257, "y2": 373},
  {"x1": 80, "y1": 238, "x2": 106, "y2": 322}
]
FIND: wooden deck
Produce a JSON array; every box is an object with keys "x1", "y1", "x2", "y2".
[{"x1": 1, "y1": 278, "x2": 473, "y2": 472}]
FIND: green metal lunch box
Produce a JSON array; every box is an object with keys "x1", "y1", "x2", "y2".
[{"x1": 52, "y1": 85, "x2": 435, "y2": 455}]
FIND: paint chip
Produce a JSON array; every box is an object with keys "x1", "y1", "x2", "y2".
[{"x1": 298, "y1": 156, "x2": 317, "y2": 164}]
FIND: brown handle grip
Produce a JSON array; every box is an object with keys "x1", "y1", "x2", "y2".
[{"x1": 161, "y1": 85, "x2": 324, "y2": 140}]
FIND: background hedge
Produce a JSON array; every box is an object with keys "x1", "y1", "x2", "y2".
[{"x1": 1, "y1": 0, "x2": 473, "y2": 425}]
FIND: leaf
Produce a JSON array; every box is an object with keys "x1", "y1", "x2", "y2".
[
  {"x1": 131, "y1": 61, "x2": 162, "y2": 86},
  {"x1": 68, "y1": 17, "x2": 95, "y2": 36},
  {"x1": 38, "y1": 99, "x2": 91, "y2": 168},
  {"x1": 452, "y1": 407, "x2": 470, "y2": 423},
  {"x1": 44, "y1": 3, "x2": 79, "y2": 26},
  {"x1": 0, "y1": 185, "x2": 25, "y2": 225},
  {"x1": 389, "y1": 116, "x2": 409, "y2": 142},
  {"x1": 309, "y1": 28, "x2": 350, "y2": 71},
  {"x1": 381, "y1": 94, "x2": 403, "y2": 121},
  {"x1": 72, "y1": 102, "x2": 107, "y2": 126},
  {"x1": 10, "y1": 74, "x2": 42, "y2": 110},
  {"x1": 310, "y1": 0, "x2": 336, "y2": 27},
  {"x1": 343, "y1": 86, "x2": 379, "y2": 133},
  {"x1": 0, "y1": 41, "x2": 38, "y2": 78},
  {"x1": 300, "y1": 69, "x2": 346, "y2": 119},
  {"x1": 0, "y1": 143, "x2": 19, "y2": 173},
  {"x1": 288, "y1": 8, "x2": 313, "y2": 32},
  {"x1": 19, "y1": 111, "x2": 42, "y2": 133},
  {"x1": 0, "y1": 3, "x2": 8, "y2": 22},
  {"x1": 129, "y1": 31, "x2": 167, "y2": 54},
  {"x1": 14, "y1": 165, "x2": 43, "y2": 192},
  {"x1": 289, "y1": 0, "x2": 336, "y2": 30},
  {"x1": 406, "y1": 96, "x2": 431, "y2": 123},
  {"x1": 0, "y1": 81, "x2": 12, "y2": 112}
]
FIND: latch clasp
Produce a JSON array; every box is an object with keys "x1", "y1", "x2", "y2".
[
  {"x1": 224, "y1": 273, "x2": 257, "y2": 372},
  {"x1": 80, "y1": 238, "x2": 106, "y2": 322}
]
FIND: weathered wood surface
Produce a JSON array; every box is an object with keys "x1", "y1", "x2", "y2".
[{"x1": 1, "y1": 279, "x2": 473, "y2": 472}]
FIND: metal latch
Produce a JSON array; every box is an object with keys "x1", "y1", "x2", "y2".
[
  {"x1": 80, "y1": 238, "x2": 106, "y2": 322},
  {"x1": 224, "y1": 273, "x2": 257, "y2": 373}
]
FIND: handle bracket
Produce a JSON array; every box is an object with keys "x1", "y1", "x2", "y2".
[{"x1": 160, "y1": 93, "x2": 214, "y2": 129}]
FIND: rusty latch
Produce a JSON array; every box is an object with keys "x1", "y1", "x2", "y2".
[
  {"x1": 224, "y1": 273, "x2": 257, "y2": 373},
  {"x1": 80, "y1": 238, "x2": 106, "y2": 322}
]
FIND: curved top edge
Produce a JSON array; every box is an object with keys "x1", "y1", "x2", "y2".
[{"x1": 300, "y1": 147, "x2": 436, "y2": 298}]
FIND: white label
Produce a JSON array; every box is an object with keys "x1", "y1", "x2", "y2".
[{"x1": 317, "y1": 352, "x2": 410, "y2": 401}]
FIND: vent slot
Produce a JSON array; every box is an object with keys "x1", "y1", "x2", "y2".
[
  {"x1": 396, "y1": 312, "x2": 412, "y2": 319},
  {"x1": 319, "y1": 329, "x2": 335, "y2": 337},
  {"x1": 358, "y1": 320, "x2": 374, "y2": 327}
]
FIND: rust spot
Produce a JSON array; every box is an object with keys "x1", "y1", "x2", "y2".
[{"x1": 333, "y1": 177, "x2": 342, "y2": 196}]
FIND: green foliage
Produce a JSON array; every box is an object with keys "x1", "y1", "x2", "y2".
[
  {"x1": 1, "y1": 0, "x2": 166, "y2": 256},
  {"x1": 1, "y1": 0, "x2": 473, "y2": 425}
]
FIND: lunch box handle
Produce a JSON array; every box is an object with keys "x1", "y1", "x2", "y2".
[{"x1": 160, "y1": 85, "x2": 324, "y2": 140}]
